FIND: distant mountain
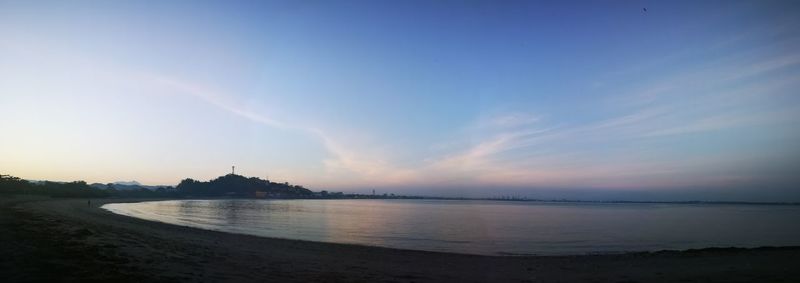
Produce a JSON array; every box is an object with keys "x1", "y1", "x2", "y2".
[
  {"x1": 89, "y1": 182, "x2": 172, "y2": 191},
  {"x1": 113, "y1": 181, "x2": 141, "y2": 186},
  {"x1": 91, "y1": 183, "x2": 133, "y2": 190}
]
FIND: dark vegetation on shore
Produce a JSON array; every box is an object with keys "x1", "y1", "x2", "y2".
[
  {"x1": 0, "y1": 173, "x2": 318, "y2": 199},
  {"x1": 0, "y1": 173, "x2": 421, "y2": 200},
  {"x1": 175, "y1": 174, "x2": 313, "y2": 198},
  {"x1": 1, "y1": 174, "x2": 112, "y2": 198}
]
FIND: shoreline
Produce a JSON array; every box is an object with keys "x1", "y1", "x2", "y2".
[
  {"x1": 2, "y1": 196, "x2": 799, "y2": 282},
  {"x1": 99, "y1": 198, "x2": 800, "y2": 257}
]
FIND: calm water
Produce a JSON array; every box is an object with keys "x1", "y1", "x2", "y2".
[{"x1": 102, "y1": 199, "x2": 800, "y2": 255}]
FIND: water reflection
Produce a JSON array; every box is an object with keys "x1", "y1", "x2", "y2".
[{"x1": 102, "y1": 199, "x2": 800, "y2": 255}]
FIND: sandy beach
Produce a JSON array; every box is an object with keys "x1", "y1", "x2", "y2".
[{"x1": 1, "y1": 196, "x2": 798, "y2": 282}]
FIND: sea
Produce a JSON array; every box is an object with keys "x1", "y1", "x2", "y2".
[{"x1": 102, "y1": 199, "x2": 800, "y2": 256}]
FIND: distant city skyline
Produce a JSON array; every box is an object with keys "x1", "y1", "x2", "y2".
[{"x1": 1, "y1": 1, "x2": 799, "y2": 201}]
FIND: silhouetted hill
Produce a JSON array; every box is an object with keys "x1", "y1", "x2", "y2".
[
  {"x1": 1, "y1": 174, "x2": 109, "y2": 198},
  {"x1": 176, "y1": 174, "x2": 313, "y2": 198},
  {"x1": 3, "y1": 173, "x2": 314, "y2": 199}
]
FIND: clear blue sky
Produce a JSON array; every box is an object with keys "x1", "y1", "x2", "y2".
[{"x1": 1, "y1": 0, "x2": 799, "y2": 200}]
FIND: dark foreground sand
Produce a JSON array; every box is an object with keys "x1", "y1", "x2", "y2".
[{"x1": 1, "y1": 196, "x2": 798, "y2": 282}]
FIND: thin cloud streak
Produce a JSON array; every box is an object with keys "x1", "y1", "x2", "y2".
[
  {"x1": 418, "y1": 49, "x2": 800, "y2": 188},
  {"x1": 147, "y1": 74, "x2": 418, "y2": 187},
  {"x1": 149, "y1": 75, "x2": 286, "y2": 128}
]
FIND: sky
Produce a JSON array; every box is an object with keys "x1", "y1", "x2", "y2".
[{"x1": 1, "y1": 0, "x2": 799, "y2": 201}]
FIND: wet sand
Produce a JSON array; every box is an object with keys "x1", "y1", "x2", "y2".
[{"x1": 1, "y1": 196, "x2": 798, "y2": 282}]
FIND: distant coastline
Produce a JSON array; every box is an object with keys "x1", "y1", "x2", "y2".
[{"x1": 3, "y1": 173, "x2": 799, "y2": 205}]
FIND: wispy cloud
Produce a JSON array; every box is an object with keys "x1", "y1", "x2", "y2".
[
  {"x1": 148, "y1": 75, "x2": 286, "y2": 128},
  {"x1": 146, "y1": 74, "x2": 419, "y2": 187},
  {"x1": 478, "y1": 112, "x2": 541, "y2": 129},
  {"x1": 310, "y1": 128, "x2": 420, "y2": 186},
  {"x1": 415, "y1": 47, "x2": 800, "y2": 189}
]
